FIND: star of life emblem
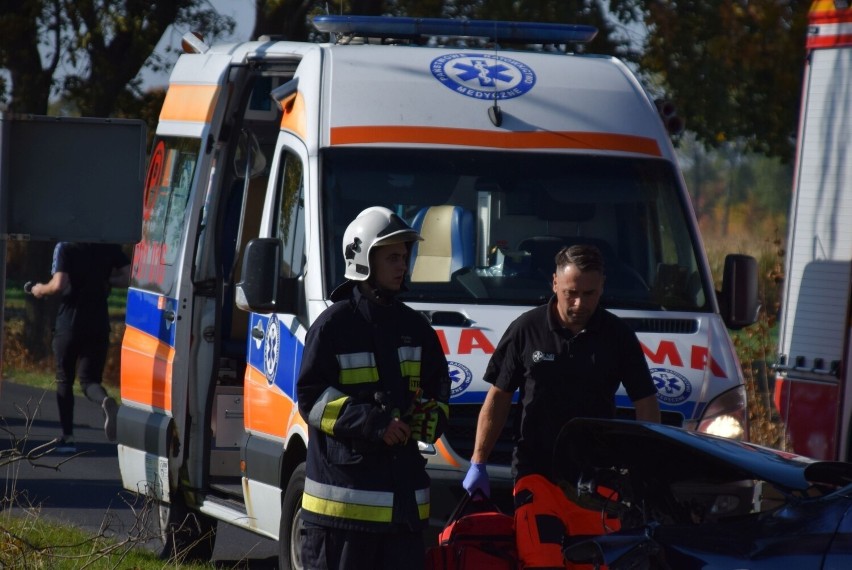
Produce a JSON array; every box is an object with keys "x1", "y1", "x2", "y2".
[
  {"x1": 448, "y1": 361, "x2": 473, "y2": 397},
  {"x1": 431, "y1": 53, "x2": 536, "y2": 100},
  {"x1": 650, "y1": 367, "x2": 692, "y2": 405},
  {"x1": 264, "y1": 315, "x2": 280, "y2": 385}
]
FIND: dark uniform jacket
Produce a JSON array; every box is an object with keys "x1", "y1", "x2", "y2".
[
  {"x1": 297, "y1": 286, "x2": 451, "y2": 532},
  {"x1": 484, "y1": 297, "x2": 657, "y2": 481}
]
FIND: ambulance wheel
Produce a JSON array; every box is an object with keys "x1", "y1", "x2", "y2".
[
  {"x1": 279, "y1": 462, "x2": 306, "y2": 570},
  {"x1": 149, "y1": 493, "x2": 217, "y2": 562}
]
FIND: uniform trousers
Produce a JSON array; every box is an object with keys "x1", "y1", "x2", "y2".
[{"x1": 301, "y1": 521, "x2": 425, "y2": 570}]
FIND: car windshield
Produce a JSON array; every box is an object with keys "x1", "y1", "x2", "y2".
[{"x1": 321, "y1": 148, "x2": 709, "y2": 310}]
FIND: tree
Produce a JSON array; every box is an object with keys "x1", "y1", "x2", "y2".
[
  {"x1": 466, "y1": 0, "x2": 633, "y2": 57},
  {"x1": 252, "y1": 1, "x2": 393, "y2": 41},
  {"x1": 0, "y1": 1, "x2": 234, "y2": 361},
  {"x1": 613, "y1": 0, "x2": 809, "y2": 162}
]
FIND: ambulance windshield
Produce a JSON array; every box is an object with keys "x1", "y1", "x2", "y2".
[{"x1": 321, "y1": 148, "x2": 710, "y2": 311}]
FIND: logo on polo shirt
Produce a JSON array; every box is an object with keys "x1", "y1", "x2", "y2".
[{"x1": 532, "y1": 350, "x2": 555, "y2": 363}]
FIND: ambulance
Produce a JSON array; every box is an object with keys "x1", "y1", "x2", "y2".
[
  {"x1": 773, "y1": 0, "x2": 852, "y2": 461},
  {"x1": 116, "y1": 15, "x2": 758, "y2": 567}
]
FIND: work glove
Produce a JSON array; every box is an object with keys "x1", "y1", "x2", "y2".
[
  {"x1": 463, "y1": 462, "x2": 490, "y2": 498},
  {"x1": 408, "y1": 400, "x2": 442, "y2": 444},
  {"x1": 359, "y1": 391, "x2": 396, "y2": 443}
]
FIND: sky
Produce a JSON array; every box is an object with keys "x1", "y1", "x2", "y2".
[{"x1": 141, "y1": 0, "x2": 256, "y2": 89}]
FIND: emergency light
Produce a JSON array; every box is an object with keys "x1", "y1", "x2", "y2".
[{"x1": 313, "y1": 15, "x2": 598, "y2": 45}]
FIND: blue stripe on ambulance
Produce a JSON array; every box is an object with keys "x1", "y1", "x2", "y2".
[{"x1": 125, "y1": 289, "x2": 176, "y2": 347}]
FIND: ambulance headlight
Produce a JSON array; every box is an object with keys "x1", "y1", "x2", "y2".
[{"x1": 697, "y1": 386, "x2": 748, "y2": 440}]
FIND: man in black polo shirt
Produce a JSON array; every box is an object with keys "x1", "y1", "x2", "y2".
[{"x1": 463, "y1": 244, "x2": 660, "y2": 568}]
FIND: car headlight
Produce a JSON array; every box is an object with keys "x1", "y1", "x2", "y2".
[{"x1": 697, "y1": 385, "x2": 748, "y2": 440}]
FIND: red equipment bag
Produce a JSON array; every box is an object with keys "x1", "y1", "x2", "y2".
[{"x1": 425, "y1": 491, "x2": 518, "y2": 570}]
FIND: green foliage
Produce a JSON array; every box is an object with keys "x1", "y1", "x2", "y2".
[
  {"x1": 679, "y1": 134, "x2": 792, "y2": 242},
  {"x1": 704, "y1": 228, "x2": 788, "y2": 449},
  {"x1": 621, "y1": 0, "x2": 810, "y2": 162},
  {"x1": 0, "y1": 1, "x2": 235, "y2": 119}
]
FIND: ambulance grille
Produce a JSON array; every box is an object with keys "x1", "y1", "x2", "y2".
[{"x1": 622, "y1": 318, "x2": 699, "y2": 334}]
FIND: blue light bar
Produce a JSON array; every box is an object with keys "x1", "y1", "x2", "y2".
[{"x1": 313, "y1": 15, "x2": 598, "y2": 44}]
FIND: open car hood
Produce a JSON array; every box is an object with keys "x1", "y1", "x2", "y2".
[{"x1": 553, "y1": 419, "x2": 852, "y2": 492}]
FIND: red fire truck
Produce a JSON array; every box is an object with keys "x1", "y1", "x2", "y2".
[{"x1": 774, "y1": 0, "x2": 852, "y2": 460}]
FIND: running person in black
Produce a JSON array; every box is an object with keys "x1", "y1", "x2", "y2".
[
  {"x1": 31, "y1": 242, "x2": 130, "y2": 452},
  {"x1": 463, "y1": 244, "x2": 660, "y2": 568}
]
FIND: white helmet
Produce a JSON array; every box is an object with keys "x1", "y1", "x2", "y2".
[{"x1": 342, "y1": 206, "x2": 422, "y2": 281}]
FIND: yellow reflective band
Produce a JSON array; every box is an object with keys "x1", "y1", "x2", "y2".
[
  {"x1": 302, "y1": 492, "x2": 394, "y2": 523},
  {"x1": 400, "y1": 360, "x2": 421, "y2": 379},
  {"x1": 339, "y1": 367, "x2": 379, "y2": 385},
  {"x1": 306, "y1": 477, "x2": 395, "y2": 506},
  {"x1": 303, "y1": 478, "x2": 431, "y2": 523},
  {"x1": 308, "y1": 387, "x2": 349, "y2": 433},
  {"x1": 398, "y1": 346, "x2": 422, "y2": 381},
  {"x1": 416, "y1": 487, "x2": 430, "y2": 520},
  {"x1": 338, "y1": 352, "x2": 380, "y2": 385},
  {"x1": 321, "y1": 396, "x2": 348, "y2": 435}
]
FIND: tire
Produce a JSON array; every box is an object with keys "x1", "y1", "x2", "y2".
[
  {"x1": 147, "y1": 493, "x2": 218, "y2": 563},
  {"x1": 279, "y1": 462, "x2": 306, "y2": 570}
]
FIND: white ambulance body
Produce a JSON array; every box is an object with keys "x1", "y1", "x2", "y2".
[
  {"x1": 117, "y1": 16, "x2": 757, "y2": 566},
  {"x1": 774, "y1": 0, "x2": 852, "y2": 461}
]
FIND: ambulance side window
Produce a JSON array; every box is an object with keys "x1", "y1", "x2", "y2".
[
  {"x1": 134, "y1": 137, "x2": 199, "y2": 292},
  {"x1": 162, "y1": 152, "x2": 195, "y2": 266},
  {"x1": 275, "y1": 149, "x2": 305, "y2": 278}
]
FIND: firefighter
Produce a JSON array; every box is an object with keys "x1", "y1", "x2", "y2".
[
  {"x1": 463, "y1": 244, "x2": 660, "y2": 568},
  {"x1": 296, "y1": 206, "x2": 451, "y2": 570}
]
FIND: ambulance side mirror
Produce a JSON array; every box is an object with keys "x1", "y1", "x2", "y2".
[
  {"x1": 235, "y1": 238, "x2": 298, "y2": 314},
  {"x1": 717, "y1": 254, "x2": 760, "y2": 330}
]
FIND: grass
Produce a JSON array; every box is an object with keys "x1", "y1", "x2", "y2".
[
  {"x1": 0, "y1": 385, "x2": 215, "y2": 569},
  {"x1": 1, "y1": 284, "x2": 196, "y2": 568},
  {"x1": 0, "y1": 510, "x2": 214, "y2": 569}
]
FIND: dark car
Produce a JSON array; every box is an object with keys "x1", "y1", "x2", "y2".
[{"x1": 555, "y1": 419, "x2": 852, "y2": 570}]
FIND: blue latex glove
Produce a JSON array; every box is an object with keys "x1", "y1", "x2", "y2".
[{"x1": 462, "y1": 462, "x2": 490, "y2": 498}]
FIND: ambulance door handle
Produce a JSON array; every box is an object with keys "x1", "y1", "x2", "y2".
[
  {"x1": 252, "y1": 322, "x2": 265, "y2": 340},
  {"x1": 164, "y1": 310, "x2": 176, "y2": 323}
]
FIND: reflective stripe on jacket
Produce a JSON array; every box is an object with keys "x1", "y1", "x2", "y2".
[{"x1": 303, "y1": 477, "x2": 430, "y2": 523}]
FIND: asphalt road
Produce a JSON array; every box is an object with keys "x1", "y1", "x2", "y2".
[{"x1": 0, "y1": 380, "x2": 279, "y2": 568}]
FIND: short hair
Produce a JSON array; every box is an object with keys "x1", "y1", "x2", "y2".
[{"x1": 555, "y1": 244, "x2": 605, "y2": 274}]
